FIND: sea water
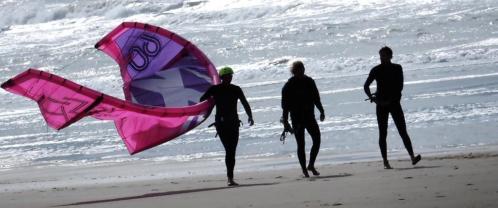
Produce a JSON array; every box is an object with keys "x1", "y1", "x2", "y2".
[{"x1": 0, "y1": 0, "x2": 497, "y2": 174}]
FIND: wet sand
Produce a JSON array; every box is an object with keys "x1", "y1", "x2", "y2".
[{"x1": 1, "y1": 151, "x2": 498, "y2": 208}]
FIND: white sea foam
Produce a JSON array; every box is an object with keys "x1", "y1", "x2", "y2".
[{"x1": 0, "y1": 0, "x2": 497, "y2": 170}]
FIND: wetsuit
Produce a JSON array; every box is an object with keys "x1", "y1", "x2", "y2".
[
  {"x1": 200, "y1": 83, "x2": 252, "y2": 179},
  {"x1": 364, "y1": 63, "x2": 415, "y2": 162},
  {"x1": 281, "y1": 75, "x2": 324, "y2": 173}
]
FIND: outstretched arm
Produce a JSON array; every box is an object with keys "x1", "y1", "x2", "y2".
[
  {"x1": 200, "y1": 87, "x2": 214, "y2": 102},
  {"x1": 238, "y1": 88, "x2": 254, "y2": 126}
]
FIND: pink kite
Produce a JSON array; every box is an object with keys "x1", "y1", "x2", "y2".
[{"x1": 1, "y1": 22, "x2": 220, "y2": 154}]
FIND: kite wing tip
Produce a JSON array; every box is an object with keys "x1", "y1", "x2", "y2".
[
  {"x1": 94, "y1": 42, "x2": 102, "y2": 49},
  {"x1": 1, "y1": 79, "x2": 13, "y2": 89}
]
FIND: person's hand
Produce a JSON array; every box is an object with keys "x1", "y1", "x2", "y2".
[
  {"x1": 282, "y1": 120, "x2": 294, "y2": 134},
  {"x1": 370, "y1": 96, "x2": 377, "y2": 104},
  {"x1": 248, "y1": 117, "x2": 254, "y2": 126},
  {"x1": 366, "y1": 95, "x2": 377, "y2": 104},
  {"x1": 319, "y1": 113, "x2": 325, "y2": 122}
]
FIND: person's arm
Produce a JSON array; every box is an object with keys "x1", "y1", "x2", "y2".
[
  {"x1": 364, "y1": 69, "x2": 375, "y2": 101},
  {"x1": 282, "y1": 108, "x2": 290, "y2": 123},
  {"x1": 281, "y1": 83, "x2": 290, "y2": 123},
  {"x1": 398, "y1": 65, "x2": 404, "y2": 92},
  {"x1": 281, "y1": 83, "x2": 292, "y2": 131},
  {"x1": 394, "y1": 65, "x2": 404, "y2": 102},
  {"x1": 200, "y1": 86, "x2": 214, "y2": 102},
  {"x1": 311, "y1": 79, "x2": 325, "y2": 121},
  {"x1": 238, "y1": 87, "x2": 254, "y2": 126}
]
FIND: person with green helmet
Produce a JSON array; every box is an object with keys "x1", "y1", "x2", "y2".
[{"x1": 200, "y1": 66, "x2": 254, "y2": 186}]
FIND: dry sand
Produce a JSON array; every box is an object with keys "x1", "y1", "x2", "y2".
[{"x1": 1, "y1": 151, "x2": 498, "y2": 208}]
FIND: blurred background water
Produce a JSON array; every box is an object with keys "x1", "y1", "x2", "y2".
[{"x1": 0, "y1": 0, "x2": 497, "y2": 172}]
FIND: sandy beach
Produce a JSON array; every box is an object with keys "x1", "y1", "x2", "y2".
[{"x1": 1, "y1": 150, "x2": 497, "y2": 208}]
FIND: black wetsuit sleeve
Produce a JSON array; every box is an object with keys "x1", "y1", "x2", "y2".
[
  {"x1": 311, "y1": 79, "x2": 324, "y2": 115},
  {"x1": 281, "y1": 82, "x2": 290, "y2": 122},
  {"x1": 200, "y1": 86, "x2": 214, "y2": 102},
  {"x1": 238, "y1": 87, "x2": 253, "y2": 119},
  {"x1": 398, "y1": 65, "x2": 404, "y2": 92},
  {"x1": 364, "y1": 68, "x2": 376, "y2": 99}
]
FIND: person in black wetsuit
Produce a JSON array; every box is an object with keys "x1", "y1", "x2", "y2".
[
  {"x1": 200, "y1": 66, "x2": 254, "y2": 186},
  {"x1": 364, "y1": 46, "x2": 421, "y2": 169},
  {"x1": 281, "y1": 61, "x2": 325, "y2": 177}
]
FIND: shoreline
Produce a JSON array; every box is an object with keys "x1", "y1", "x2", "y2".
[
  {"x1": 1, "y1": 148, "x2": 497, "y2": 208},
  {"x1": 1, "y1": 145, "x2": 498, "y2": 192}
]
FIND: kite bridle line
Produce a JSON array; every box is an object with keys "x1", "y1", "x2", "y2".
[{"x1": 53, "y1": 47, "x2": 97, "y2": 72}]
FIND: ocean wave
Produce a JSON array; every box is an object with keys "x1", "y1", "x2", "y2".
[
  {"x1": 410, "y1": 88, "x2": 498, "y2": 100},
  {"x1": 1, "y1": 0, "x2": 498, "y2": 170},
  {"x1": 0, "y1": 0, "x2": 187, "y2": 27}
]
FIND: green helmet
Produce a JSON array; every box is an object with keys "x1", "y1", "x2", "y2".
[{"x1": 219, "y1": 66, "x2": 234, "y2": 77}]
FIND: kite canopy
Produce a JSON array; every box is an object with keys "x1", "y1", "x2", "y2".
[
  {"x1": 1, "y1": 22, "x2": 219, "y2": 154},
  {"x1": 95, "y1": 22, "x2": 220, "y2": 107}
]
